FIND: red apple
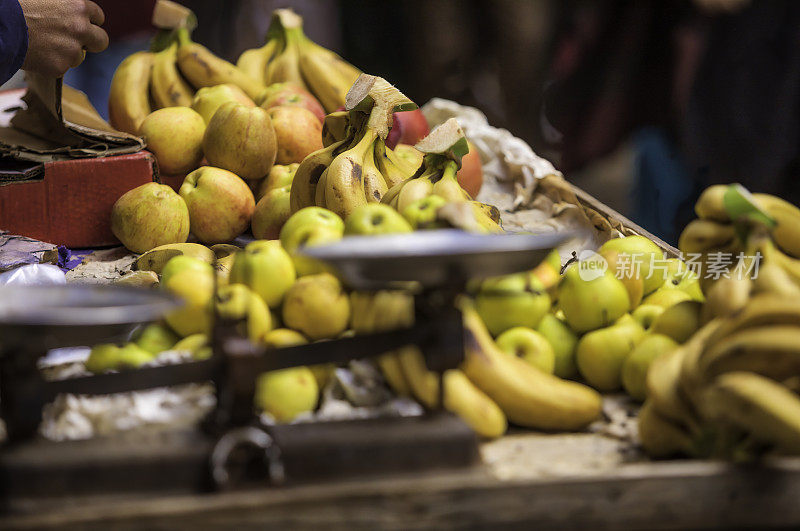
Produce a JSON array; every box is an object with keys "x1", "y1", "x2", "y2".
[
  {"x1": 386, "y1": 109, "x2": 430, "y2": 149},
  {"x1": 258, "y1": 83, "x2": 326, "y2": 123},
  {"x1": 457, "y1": 141, "x2": 483, "y2": 198}
]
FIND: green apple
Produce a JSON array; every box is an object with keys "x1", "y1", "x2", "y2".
[
  {"x1": 282, "y1": 273, "x2": 350, "y2": 340},
  {"x1": 256, "y1": 163, "x2": 298, "y2": 202},
  {"x1": 659, "y1": 258, "x2": 705, "y2": 302},
  {"x1": 650, "y1": 300, "x2": 703, "y2": 343},
  {"x1": 536, "y1": 313, "x2": 578, "y2": 378},
  {"x1": 475, "y1": 272, "x2": 551, "y2": 336},
  {"x1": 598, "y1": 235, "x2": 665, "y2": 295},
  {"x1": 179, "y1": 166, "x2": 256, "y2": 244},
  {"x1": 495, "y1": 327, "x2": 556, "y2": 374},
  {"x1": 576, "y1": 321, "x2": 646, "y2": 392},
  {"x1": 139, "y1": 107, "x2": 205, "y2": 174},
  {"x1": 621, "y1": 334, "x2": 678, "y2": 401},
  {"x1": 85, "y1": 343, "x2": 155, "y2": 374},
  {"x1": 111, "y1": 182, "x2": 190, "y2": 254},
  {"x1": 558, "y1": 264, "x2": 630, "y2": 333},
  {"x1": 162, "y1": 266, "x2": 215, "y2": 337},
  {"x1": 134, "y1": 322, "x2": 179, "y2": 354},
  {"x1": 631, "y1": 304, "x2": 665, "y2": 330},
  {"x1": 229, "y1": 240, "x2": 296, "y2": 308},
  {"x1": 401, "y1": 195, "x2": 448, "y2": 229},
  {"x1": 216, "y1": 283, "x2": 272, "y2": 344},
  {"x1": 173, "y1": 333, "x2": 212, "y2": 359},
  {"x1": 254, "y1": 367, "x2": 319, "y2": 422},
  {"x1": 641, "y1": 287, "x2": 692, "y2": 309},
  {"x1": 280, "y1": 208, "x2": 344, "y2": 276},
  {"x1": 252, "y1": 186, "x2": 292, "y2": 240},
  {"x1": 191, "y1": 83, "x2": 255, "y2": 125},
  {"x1": 600, "y1": 249, "x2": 644, "y2": 309},
  {"x1": 344, "y1": 203, "x2": 413, "y2": 235},
  {"x1": 160, "y1": 255, "x2": 214, "y2": 286}
]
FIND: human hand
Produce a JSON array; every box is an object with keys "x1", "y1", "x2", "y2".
[{"x1": 18, "y1": 0, "x2": 109, "y2": 78}]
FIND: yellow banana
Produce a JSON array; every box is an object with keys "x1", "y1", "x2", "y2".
[
  {"x1": 108, "y1": 51, "x2": 153, "y2": 135},
  {"x1": 701, "y1": 274, "x2": 752, "y2": 322},
  {"x1": 297, "y1": 38, "x2": 360, "y2": 112},
  {"x1": 638, "y1": 399, "x2": 696, "y2": 458},
  {"x1": 392, "y1": 172, "x2": 437, "y2": 213},
  {"x1": 301, "y1": 38, "x2": 361, "y2": 87},
  {"x1": 647, "y1": 341, "x2": 701, "y2": 432},
  {"x1": 314, "y1": 167, "x2": 331, "y2": 209},
  {"x1": 752, "y1": 261, "x2": 800, "y2": 297},
  {"x1": 699, "y1": 371, "x2": 800, "y2": 454},
  {"x1": 114, "y1": 270, "x2": 160, "y2": 288},
  {"x1": 704, "y1": 293, "x2": 800, "y2": 348},
  {"x1": 677, "y1": 219, "x2": 738, "y2": 255},
  {"x1": 322, "y1": 128, "x2": 378, "y2": 218},
  {"x1": 432, "y1": 160, "x2": 472, "y2": 202},
  {"x1": 236, "y1": 38, "x2": 280, "y2": 84},
  {"x1": 322, "y1": 111, "x2": 351, "y2": 147},
  {"x1": 374, "y1": 140, "x2": 420, "y2": 188},
  {"x1": 362, "y1": 141, "x2": 388, "y2": 203},
  {"x1": 150, "y1": 41, "x2": 194, "y2": 109},
  {"x1": 289, "y1": 138, "x2": 350, "y2": 213},
  {"x1": 459, "y1": 300, "x2": 602, "y2": 431},
  {"x1": 176, "y1": 29, "x2": 264, "y2": 100},
  {"x1": 443, "y1": 369, "x2": 507, "y2": 439},
  {"x1": 694, "y1": 185, "x2": 731, "y2": 222},
  {"x1": 398, "y1": 346, "x2": 441, "y2": 408},
  {"x1": 753, "y1": 193, "x2": 800, "y2": 259},
  {"x1": 265, "y1": 31, "x2": 309, "y2": 91},
  {"x1": 698, "y1": 325, "x2": 800, "y2": 381},
  {"x1": 472, "y1": 201, "x2": 502, "y2": 224},
  {"x1": 133, "y1": 242, "x2": 215, "y2": 274}
]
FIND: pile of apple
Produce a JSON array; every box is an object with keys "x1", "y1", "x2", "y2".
[{"x1": 476, "y1": 234, "x2": 705, "y2": 403}]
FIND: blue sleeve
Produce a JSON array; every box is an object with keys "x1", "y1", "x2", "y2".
[{"x1": 0, "y1": 0, "x2": 28, "y2": 85}]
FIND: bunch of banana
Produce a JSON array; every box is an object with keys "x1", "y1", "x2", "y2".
[
  {"x1": 108, "y1": 51, "x2": 154, "y2": 135},
  {"x1": 290, "y1": 74, "x2": 421, "y2": 217},
  {"x1": 237, "y1": 9, "x2": 361, "y2": 112}
]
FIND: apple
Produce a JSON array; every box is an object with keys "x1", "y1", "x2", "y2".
[
  {"x1": 229, "y1": 240, "x2": 296, "y2": 308},
  {"x1": 282, "y1": 273, "x2": 350, "y2": 340},
  {"x1": 216, "y1": 283, "x2": 272, "y2": 344},
  {"x1": 344, "y1": 203, "x2": 413, "y2": 235},
  {"x1": 598, "y1": 235, "x2": 666, "y2": 296},
  {"x1": 256, "y1": 163, "x2": 299, "y2": 202},
  {"x1": 558, "y1": 264, "x2": 630, "y2": 333},
  {"x1": 631, "y1": 304, "x2": 666, "y2": 330},
  {"x1": 160, "y1": 255, "x2": 214, "y2": 285},
  {"x1": 254, "y1": 366, "x2": 319, "y2": 422},
  {"x1": 576, "y1": 320, "x2": 645, "y2": 392},
  {"x1": 621, "y1": 334, "x2": 678, "y2": 401},
  {"x1": 267, "y1": 106, "x2": 324, "y2": 165},
  {"x1": 280, "y1": 207, "x2": 345, "y2": 276},
  {"x1": 495, "y1": 327, "x2": 556, "y2": 374},
  {"x1": 203, "y1": 102, "x2": 277, "y2": 180},
  {"x1": 536, "y1": 313, "x2": 579, "y2": 378},
  {"x1": 162, "y1": 265, "x2": 215, "y2": 337},
  {"x1": 386, "y1": 109, "x2": 430, "y2": 149},
  {"x1": 134, "y1": 322, "x2": 179, "y2": 354},
  {"x1": 457, "y1": 141, "x2": 483, "y2": 198},
  {"x1": 179, "y1": 166, "x2": 256, "y2": 244},
  {"x1": 139, "y1": 107, "x2": 205, "y2": 174},
  {"x1": 173, "y1": 333, "x2": 212, "y2": 359},
  {"x1": 660, "y1": 258, "x2": 705, "y2": 302},
  {"x1": 475, "y1": 272, "x2": 551, "y2": 336},
  {"x1": 650, "y1": 300, "x2": 703, "y2": 343},
  {"x1": 401, "y1": 195, "x2": 448, "y2": 229},
  {"x1": 641, "y1": 287, "x2": 692, "y2": 309},
  {"x1": 191, "y1": 83, "x2": 255, "y2": 125},
  {"x1": 600, "y1": 249, "x2": 645, "y2": 309},
  {"x1": 111, "y1": 182, "x2": 190, "y2": 253},
  {"x1": 258, "y1": 82, "x2": 326, "y2": 123}
]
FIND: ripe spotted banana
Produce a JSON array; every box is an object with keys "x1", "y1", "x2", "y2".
[
  {"x1": 703, "y1": 293, "x2": 800, "y2": 348},
  {"x1": 699, "y1": 371, "x2": 800, "y2": 454},
  {"x1": 374, "y1": 139, "x2": 420, "y2": 188},
  {"x1": 677, "y1": 218, "x2": 738, "y2": 255},
  {"x1": 150, "y1": 41, "x2": 194, "y2": 109},
  {"x1": 321, "y1": 128, "x2": 378, "y2": 218},
  {"x1": 289, "y1": 138, "x2": 351, "y2": 213},
  {"x1": 362, "y1": 141, "x2": 388, "y2": 203},
  {"x1": 176, "y1": 29, "x2": 264, "y2": 100},
  {"x1": 108, "y1": 51, "x2": 153, "y2": 135},
  {"x1": 322, "y1": 111, "x2": 350, "y2": 147},
  {"x1": 459, "y1": 300, "x2": 602, "y2": 431}
]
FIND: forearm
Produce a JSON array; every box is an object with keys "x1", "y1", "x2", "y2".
[{"x1": 0, "y1": 0, "x2": 28, "y2": 85}]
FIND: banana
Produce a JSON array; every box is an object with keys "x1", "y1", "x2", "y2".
[
  {"x1": 114, "y1": 270, "x2": 159, "y2": 288},
  {"x1": 699, "y1": 371, "x2": 800, "y2": 454},
  {"x1": 432, "y1": 160, "x2": 472, "y2": 202},
  {"x1": 704, "y1": 293, "x2": 800, "y2": 348},
  {"x1": 150, "y1": 41, "x2": 194, "y2": 109},
  {"x1": 701, "y1": 274, "x2": 752, "y2": 322},
  {"x1": 374, "y1": 140, "x2": 420, "y2": 188},
  {"x1": 176, "y1": 29, "x2": 264, "y2": 100},
  {"x1": 442, "y1": 369, "x2": 507, "y2": 439},
  {"x1": 638, "y1": 399, "x2": 696, "y2": 458},
  {"x1": 398, "y1": 346, "x2": 441, "y2": 408},
  {"x1": 752, "y1": 261, "x2": 800, "y2": 297},
  {"x1": 289, "y1": 138, "x2": 351, "y2": 213},
  {"x1": 133, "y1": 243, "x2": 215, "y2": 274},
  {"x1": 108, "y1": 51, "x2": 153, "y2": 135},
  {"x1": 648, "y1": 337, "x2": 704, "y2": 432},
  {"x1": 297, "y1": 38, "x2": 360, "y2": 112},
  {"x1": 236, "y1": 38, "x2": 280, "y2": 84},
  {"x1": 459, "y1": 300, "x2": 602, "y2": 431},
  {"x1": 322, "y1": 128, "x2": 378, "y2": 217},
  {"x1": 753, "y1": 193, "x2": 800, "y2": 259},
  {"x1": 677, "y1": 219, "x2": 738, "y2": 255},
  {"x1": 695, "y1": 184, "x2": 731, "y2": 222},
  {"x1": 322, "y1": 111, "x2": 351, "y2": 147},
  {"x1": 314, "y1": 167, "x2": 331, "y2": 209},
  {"x1": 697, "y1": 325, "x2": 800, "y2": 382},
  {"x1": 362, "y1": 141, "x2": 388, "y2": 203},
  {"x1": 301, "y1": 38, "x2": 361, "y2": 87},
  {"x1": 265, "y1": 30, "x2": 309, "y2": 91},
  {"x1": 472, "y1": 201, "x2": 502, "y2": 224},
  {"x1": 211, "y1": 243, "x2": 240, "y2": 285}
]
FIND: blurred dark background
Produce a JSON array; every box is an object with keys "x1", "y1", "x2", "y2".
[{"x1": 4, "y1": 0, "x2": 799, "y2": 246}]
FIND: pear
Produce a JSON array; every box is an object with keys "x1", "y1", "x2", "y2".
[
  {"x1": 267, "y1": 106, "x2": 323, "y2": 165},
  {"x1": 191, "y1": 83, "x2": 255, "y2": 124},
  {"x1": 256, "y1": 163, "x2": 298, "y2": 202},
  {"x1": 252, "y1": 186, "x2": 292, "y2": 240},
  {"x1": 229, "y1": 240, "x2": 296, "y2": 308},
  {"x1": 536, "y1": 313, "x2": 579, "y2": 378},
  {"x1": 134, "y1": 322, "x2": 179, "y2": 354},
  {"x1": 475, "y1": 272, "x2": 551, "y2": 336},
  {"x1": 162, "y1": 265, "x2": 215, "y2": 337},
  {"x1": 576, "y1": 321, "x2": 646, "y2": 392},
  {"x1": 111, "y1": 182, "x2": 190, "y2": 253},
  {"x1": 203, "y1": 102, "x2": 277, "y2": 180},
  {"x1": 282, "y1": 273, "x2": 350, "y2": 340},
  {"x1": 621, "y1": 334, "x2": 678, "y2": 401},
  {"x1": 139, "y1": 107, "x2": 206, "y2": 174},
  {"x1": 255, "y1": 367, "x2": 319, "y2": 422},
  {"x1": 558, "y1": 264, "x2": 630, "y2": 334},
  {"x1": 216, "y1": 283, "x2": 272, "y2": 344},
  {"x1": 599, "y1": 235, "x2": 665, "y2": 296}
]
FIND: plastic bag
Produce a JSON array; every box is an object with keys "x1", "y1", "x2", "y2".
[{"x1": 0, "y1": 264, "x2": 67, "y2": 286}]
